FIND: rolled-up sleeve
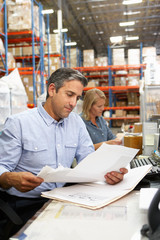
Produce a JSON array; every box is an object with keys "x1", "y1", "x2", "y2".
[{"x1": 0, "y1": 117, "x2": 22, "y2": 175}]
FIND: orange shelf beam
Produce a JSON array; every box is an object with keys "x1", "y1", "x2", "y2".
[
  {"x1": 104, "y1": 106, "x2": 140, "y2": 110},
  {"x1": 104, "y1": 117, "x2": 140, "y2": 120},
  {"x1": 84, "y1": 86, "x2": 139, "y2": 91},
  {"x1": 8, "y1": 37, "x2": 40, "y2": 44},
  {"x1": 14, "y1": 54, "x2": 61, "y2": 60},
  {"x1": 74, "y1": 64, "x2": 146, "y2": 72},
  {"x1": 8, "y1": 30, "x2": 33, "y2": 36},
  {"x1": 85, "y1": 73, "x2": 142, "y2": 79}
]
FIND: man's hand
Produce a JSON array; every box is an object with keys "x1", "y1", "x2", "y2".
[
  {"x1": 0, "y1": 172, "x2": 44, "y2": 192},
  {"x1": 104, "y1": 168, "x2": 128, "y2": 185}
]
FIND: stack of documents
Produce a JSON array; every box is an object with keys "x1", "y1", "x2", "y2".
[{"x1": 38, "y1": 143, "x2": 152, "y2": 209}]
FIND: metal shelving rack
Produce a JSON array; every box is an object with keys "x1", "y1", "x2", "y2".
[
  {"x1": 74, "y1": 48, "x2": 145, "y2": 127},
  {"x1": 0, "y1": 0, "x2": 8, "y2": 75},
  {"x1": 7, "y1": 0, "x2": 45, "y2": 107}
]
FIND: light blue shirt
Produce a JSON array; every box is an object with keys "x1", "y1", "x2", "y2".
[{"x1": 0, "y1": 103, "x2": 94, "y2": 198}]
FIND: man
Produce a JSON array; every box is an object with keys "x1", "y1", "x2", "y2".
[{"x1": 0, "y1": 68, "x2": 127, "y2": 238}]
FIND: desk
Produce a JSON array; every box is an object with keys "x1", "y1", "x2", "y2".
[{"x1": 10, "y1": 191, "x2": 148, "y2": 240}]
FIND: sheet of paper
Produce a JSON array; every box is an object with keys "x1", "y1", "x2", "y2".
[
  {"x1": 139, "y1": 188, "x2": 158, "y2": 210},
  {"x1": 38, "y1": 143, "x2": 139, "y2": 183},
  {"x1": 41, "y1": 165, "x2": 151, "y2": 209}
]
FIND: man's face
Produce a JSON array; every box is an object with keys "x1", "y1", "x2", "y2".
[{"x1": 48, "y1": 80, "x2": 84, "y2": 121}]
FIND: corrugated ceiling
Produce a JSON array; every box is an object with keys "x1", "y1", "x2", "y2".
[{"x1": 38, "y1": 0, "x2": 160, "y2": 56}]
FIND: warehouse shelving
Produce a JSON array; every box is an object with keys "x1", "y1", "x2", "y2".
[
  {"x1": 6, "y1": 0, "x2": 45, "y2": 107},
  {"x1": 75, "y1": 62, "x2": 145, "y2": 127},
  {"x1": 0, "y1": 0, "x2": 8, "y2": 75}
]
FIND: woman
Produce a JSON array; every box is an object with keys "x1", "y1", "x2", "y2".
[{"x1": 81, "y1": 88, "x2": 122, "y2": 150}]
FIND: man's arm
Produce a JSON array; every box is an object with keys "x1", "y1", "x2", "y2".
[{"x1": 0, "y1": 172, "x2": 44, "y2": 192}]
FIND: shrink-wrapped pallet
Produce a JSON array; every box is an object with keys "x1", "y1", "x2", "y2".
[
  {"x1": 83, "y1": 49, "x2": 94, "y2": 67},
  {"x1": 95, "y1": 57, "x2": 108, "y2": 66},
  {"x1": 7, "y1": 0, "x2": 45, "y2": 37},
  {"x1": 112, "y1": 48, "x2": 125, "y2": 65},
  {"x1": 44, "y1": 34, "x2": 60, "y2": 54},
  {"x1": 128, "y1": 49, "x2": 140, "y2": 65}
]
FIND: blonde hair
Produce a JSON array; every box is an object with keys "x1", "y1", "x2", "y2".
[{"x1": 82, "y1": 88, "x2": 106, "y2": 120}]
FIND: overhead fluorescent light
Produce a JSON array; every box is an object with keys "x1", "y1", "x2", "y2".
[
  {"x1": 65, "y1": 42, "x2": 77, "y2": 46},
  {"x1": 126, "y1": 36, "x2": 139, "y2": 40},
  {"x1": 125, "y1": 28, "x2": 135, "y2": 31},
  {"x1": 123, "y1": 11, "x2": 141, "y2": 15},
  {"x1": 53, "y1": 28, "x2": 68, "y2": 33},
  {"x1": 42, "y1": 9, "x2": 54, "y2": 14},
  {"x1": 123, "y1": 0, "x2": 142, "y2": 5},
  {"x1": 110, "y1": 36, "x2": 123, "y2": 43},
  {"x1": 119, "y1": 21, "x2": 135, "y2": 26}
]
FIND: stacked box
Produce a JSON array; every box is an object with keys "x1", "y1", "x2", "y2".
[
  {"x1": 7, "y1": 0, "x2": 45, "y2": 37},
  {"x1": 128, "y1": 49, "x2": 140, "y2": 65},
  {"x1": 142, "y1": 47, "x2": 156, "y2": 57},
  {"x1": 44, "y1": 56, "x2": 60, "y2": 75},
  {"x1": 21, "y1": 74, "x2": 44, "y2": 103},
  {"x1": 83, "y1": 49, "x2": 94, "y2": 67},
  {"x1": 0, "y1": 8, "x2": 3, "y2": 33},
  {"x1": 112, "y1": 48, "x2": 125, "y2": 65},
  {"x1": 143, "y1": 47, "x2": 158, "y2": 85},
  {"x1": 127, "y1": 92, "x2": 139, "y2": 106},
  {"x1": 95, "y1": 57, "x2": 108, "y2": 66},
  {"x1": 0, "y1": 38, "x2": 5, "y2": 53},
  {"x1": 115, "y1": 110, "x2": 127, "y2": 117},
  {"x1": 44, "y1": 34, "x2": 60, "y2": 54},
  {"x1": 8, "y1": 45, "x2": 22, "y2": 56},
  {"x1": 0, "y1": 52, "x2": 16, "y2": 68},
  {"x1": 70, "y1": 48, "x2": 77, "y2": 68},
  {"x1": 22, "y1": 45, "x2": 39, "y2": 56}
]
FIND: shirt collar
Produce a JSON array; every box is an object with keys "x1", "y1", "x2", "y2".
[{"x1": 37, "y1": 102, "x2": 64, "y2": 126}]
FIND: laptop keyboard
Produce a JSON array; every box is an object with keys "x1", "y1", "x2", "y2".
[{"x1": 130, "y1": 157, "x2": 160, "y2": 178}]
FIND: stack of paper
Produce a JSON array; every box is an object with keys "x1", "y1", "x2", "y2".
[{"x1": 38, "y1": 143, "x2": 151, "y2": 209}]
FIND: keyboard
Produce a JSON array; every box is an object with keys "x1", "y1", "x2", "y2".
[{"x1": 130, "y1": 156, "x2": 160, "y2": 179}]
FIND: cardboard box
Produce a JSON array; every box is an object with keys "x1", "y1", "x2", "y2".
[
  {"x1": 133, "y1": 122, "x2": 142, "y2": 133},
  {"x1": 124, "y1": 135, "x2": 142, "y2": 155},
  {"x1": 0, "y1": 11, "x2": 3, "y2": 33}
]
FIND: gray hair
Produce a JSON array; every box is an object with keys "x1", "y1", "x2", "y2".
[{"x1": 46, "y1": 68, "x2": 88, "y2": 99}]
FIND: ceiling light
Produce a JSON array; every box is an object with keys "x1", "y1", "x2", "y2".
[
  {"x1": 125, "y1": 28, "x2": 135, "y2": 31},
  {"x1": 123, "y1": 11, "x2": 141, "y2": 15},
  {"x1": 53, "y1": 28, "x2": 68, "y2": 33},
  {"x1": 123, "y1": 0, "x2": 142, "y2": 5},
  {"x1": 110, "y1": 36, "x2": 123, "y2": 43},
  {"x1": 65, "y1": 42, "x2": 77, "y2": 46},
  {"x1": 119, "y1": 21, "x2": 135, "y2": 26},
  {"x1": 41, "y1": 9, "x2": 54, "y2": 14},
  {"x1": 126, "y1": 36, "x2": 139, "y2": 40}
]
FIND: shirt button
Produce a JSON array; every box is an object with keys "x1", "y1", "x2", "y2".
[
  {"x1": 102, "y1": 133, "x2": 104, "y2": 135},
  {"x1": 34, "y1": 147, "x2": 38, "y2": 150},
  {"x1": 57, "y1": 144, "x2": 60, "y2": 147}
]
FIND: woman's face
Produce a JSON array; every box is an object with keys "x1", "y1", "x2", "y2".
[{"x1": 89, "y1": 98, "x2": 105, "y2": 118}]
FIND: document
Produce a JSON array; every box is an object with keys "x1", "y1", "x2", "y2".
[
  {"x1": 38, "y1": 143, "x2": 139, "y2": 183},
  {"x1": 139, "y1": 188, "x2": 158, "y2": 210},
  {"x1": 41, "y1": 165, "x2": 152, "y2": 210}
]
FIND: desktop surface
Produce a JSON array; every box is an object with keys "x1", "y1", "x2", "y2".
[{"x1": 11, "y1": 191, "x2": 148, "y2": 240}]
